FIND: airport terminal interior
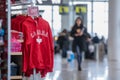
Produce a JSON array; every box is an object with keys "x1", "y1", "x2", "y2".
[{"x1": 0, "y1": 0, "x2": 120, "y2": 80}]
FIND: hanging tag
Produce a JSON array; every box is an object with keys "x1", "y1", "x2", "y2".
[{"x1": 27, "y1": 6, "x2": 39, "y2": 17}]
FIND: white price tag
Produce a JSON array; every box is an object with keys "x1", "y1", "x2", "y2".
[{"x1": 27, "y1": 7, "x2": 39, "y2": 17}]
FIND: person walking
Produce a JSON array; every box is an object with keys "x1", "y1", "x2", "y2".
[
  {"x1": 70, "y1": 17, "x2": 89, "y2": 71},
  {"x1": 57, "y1": 29, "x2": 69, "y2": 58}
]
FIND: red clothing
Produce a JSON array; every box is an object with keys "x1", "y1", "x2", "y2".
[
  {"x1": 11, "y1": 15, "x2": 27, "y2": 32},
  {"x1": 11, "y1": 16, "x2": 54, "y2": 77}
]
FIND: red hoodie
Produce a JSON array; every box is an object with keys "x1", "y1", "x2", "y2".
[
  {"x1": 11, "y1": 15, "x2": 27, "y2": 31},
  {"x1": 12, "y1": 16, "x2": 54, "y2": 77}
]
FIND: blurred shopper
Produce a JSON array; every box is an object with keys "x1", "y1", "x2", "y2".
[
  {"x1": 91, "y1": 33, "x2": 100, "y2": 60},
  {"x1": 70, "y1": 17, "x2": 90, "y2": 71},
  {"x1": 85, "y1": 33, "x2": 100, "y2": 59},
  {"x1": 92, "y1": 33, "x2": 100, "y2": 44},
  {"x1": 100, "y1": 36, "x2": 108, "y2": 54},
  {"x1": 54, "y1": 36, "x2": 60, "y2": 54},
  {"x1": 57, "y1": 29, "x2": 69, "y2": 58}
]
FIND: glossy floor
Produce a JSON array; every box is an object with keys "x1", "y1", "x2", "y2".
[
  {"x1": 27, "y1": 54, "x2": 120, "y2": 80},
  {"x1": 44, "y1": 54, "x2": 109, "y2": 80}
]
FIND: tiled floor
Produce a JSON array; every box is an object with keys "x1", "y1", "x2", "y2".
[{"x1": 44, "y1": 54, "x2": 109, "y2": 80}]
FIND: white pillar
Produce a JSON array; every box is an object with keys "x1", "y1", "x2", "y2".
[
  {"x1": 108, "y1": 0, "x2": 120, "y2": 64},
  {"x1": 61, "y1": 0, "x2": 69, "y2": 31},
  {"x1": 61, "y1": 0, "x2": 74, "y2": 31},
  {"x1": 69, "y1": 0, "x2": 74, "y2": 31},
  {"x1": 108, "y1": 0, "x2": 120, "y2": 79}
]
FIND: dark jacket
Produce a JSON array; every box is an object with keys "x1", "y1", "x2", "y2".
[
  {"x1": 71, "y1": 25, "x2": 89, "y2": 52},
  {"x1": 92, "y1": 36, "x2": 100, "y2": 44},
  {"x1": 57, "y1": 32, "x2": 69, "y2": 50}
]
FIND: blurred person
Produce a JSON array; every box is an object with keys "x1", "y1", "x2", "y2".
[
  {"x1": 54, "y1": 36, "x2": 60, "y2": 54},
  {"x1": 86, "y1": 41, "x2": 95, "y2": 59},
  {"x1": 92, "y1": 33, "x2": 100, "y2": 44},
  {"x1": 57, "y1": 29, "x2": 69, "y2": 58},
  {"x1": 100, "y1": 36, "x2": 107, "y2": 53},
  {"x1": 96, "y1": 36, "x2": 106, "y2": 61},
  {"x1": 85, "y1": 36, "x2": 94, "y2": 59},
  {"x1": 70, "y1": 17, "x2": 90, "y2": 71}
]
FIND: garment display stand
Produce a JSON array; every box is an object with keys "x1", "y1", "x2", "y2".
[
  {"x1": 7, "y1": 0, "x2": 54, "y2": 79},
  {"x1": 33, "y1": 68, "x2": 36, "y2": 80},
  {"x1": 7, "y1": 0, "x2": 11, "y2": 80},
  {"x1": 7, "y1": 0, "x2": 42, "y2": 80}
]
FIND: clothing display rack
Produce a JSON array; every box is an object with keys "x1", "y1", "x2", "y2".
[
  {"x1": 7, "y1": 0, "x2": 11, "y2": 79},
  {"x1": 7, "y1": 0, "x2": 43, "y2": 80}
]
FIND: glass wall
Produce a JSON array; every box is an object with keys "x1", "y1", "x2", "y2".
[{"x1": 93, "y1": 2, "x2": 108, "y2": 39}]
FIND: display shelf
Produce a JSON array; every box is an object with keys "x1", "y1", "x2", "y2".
[
  {"x1": 11, "y1": 75, "x2": 22, "y2": 80},
  {"x1": 11, "y1": 52, "x2": 22, "y2": 56},
  {"x1": 17, "y1": 39, "x2": 24, "y2": 43},
  {"x1": 11, "y1": 30, "x2": 24, "y2": 43},
  {"x1": 11, "y1": 2, "x2": 32, "y2": 6},
  {"x1": 11, "y1": 30, "x2": 21, "y2": 33}
]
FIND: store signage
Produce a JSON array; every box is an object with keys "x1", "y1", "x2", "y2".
[
  {"x1": 27, "y1": 7, "x2": 39, "y2": 17},
  {"x1": 75, "y1": 4, "x2": 87, "y2": 14},
  {"x1": 59, "y1": 5, "x2": 69, "y2": 15}
]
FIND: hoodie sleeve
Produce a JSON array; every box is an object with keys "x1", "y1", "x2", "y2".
[
  {"x1": 21, "y1": 20, "x2": 31, "y2": 73},
  {"x1": 47, "y1": 23, "x2": 54, "y2": 72}
]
